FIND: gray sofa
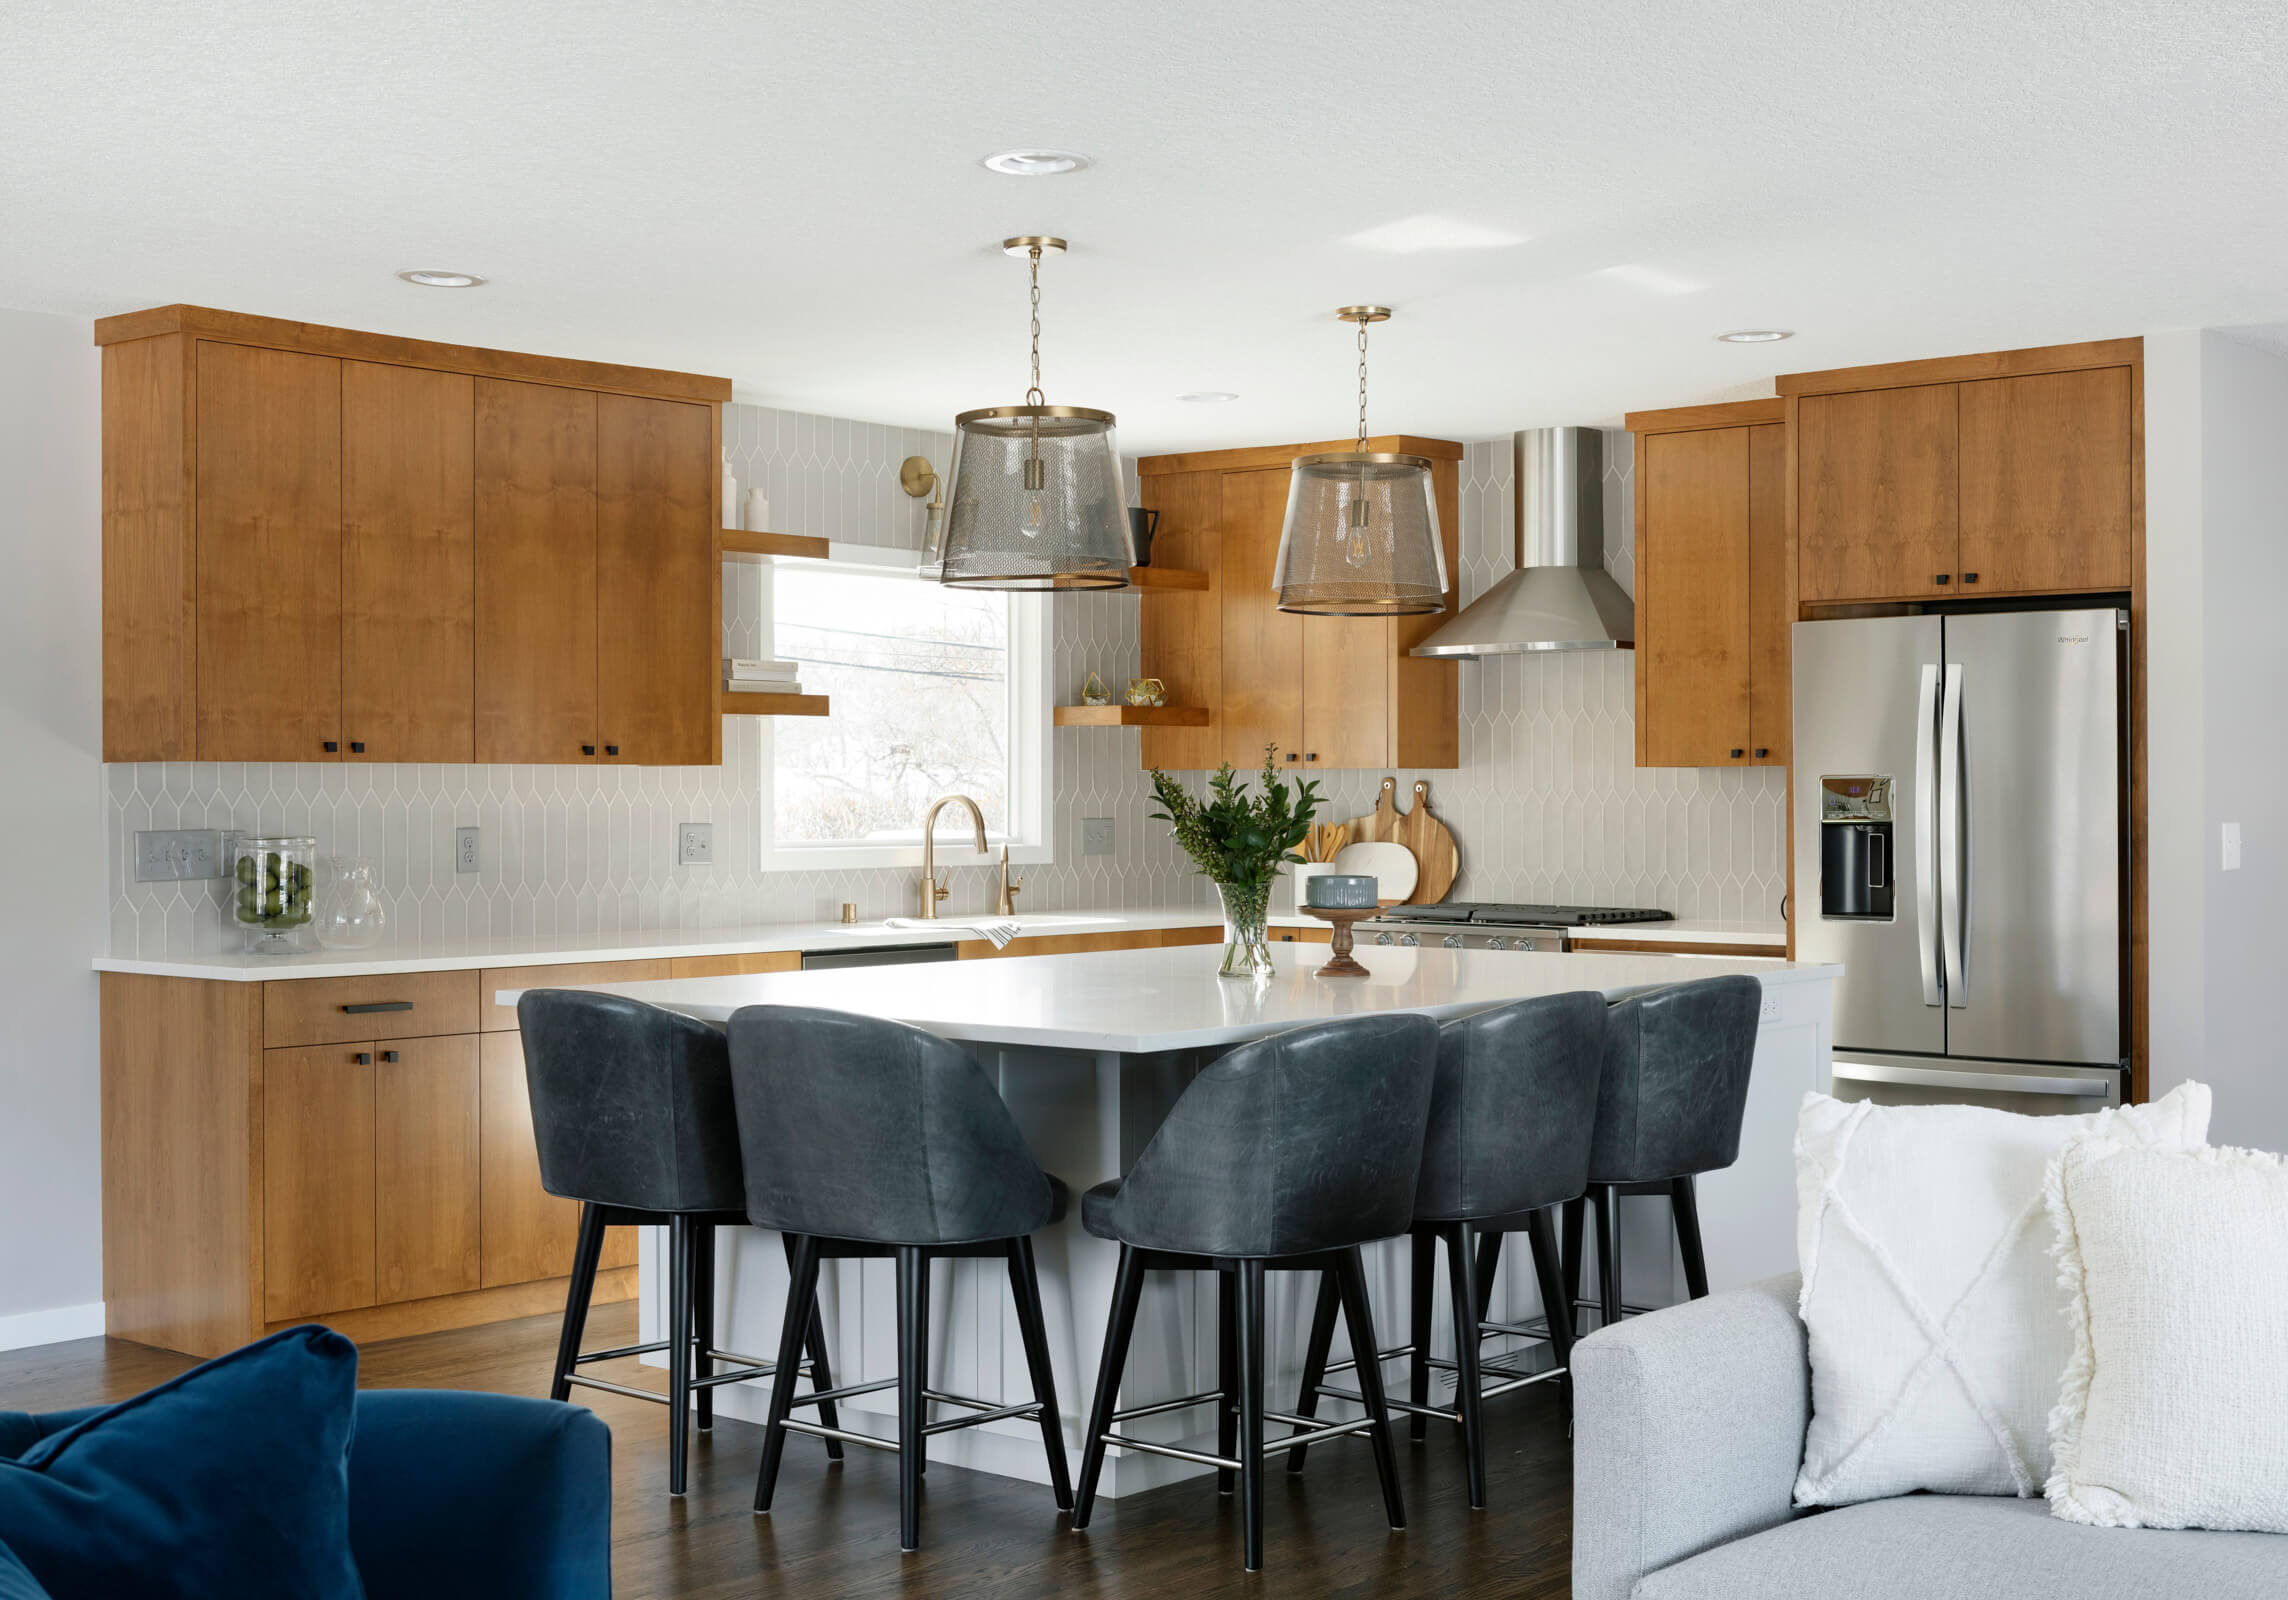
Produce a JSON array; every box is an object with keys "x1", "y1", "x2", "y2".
[{"x1": 1571, "y1": 1275, "x2": 2284, "y2": 1599}]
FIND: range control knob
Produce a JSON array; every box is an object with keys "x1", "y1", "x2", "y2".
[
  {"x1": 1399, "y1": 932, "x2": 1419, "y2": 947},
  {"x1": 1374, "y1": 932, "x2": 1394, "y2": 947},
  {"x1": 1486, "y1": 936, "x2": 1508, "y2": 951},
  {"x1": 1442, "y1": 934, "x2": 1464, "y2": 949}
]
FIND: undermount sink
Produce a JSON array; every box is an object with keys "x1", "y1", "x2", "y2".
[{"x1": 817, "y1": 913, "x2": 1126, "y2": 937}]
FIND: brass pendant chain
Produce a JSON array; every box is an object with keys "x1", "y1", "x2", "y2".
[
  {"x1": 1357, "y1": 314, "x2": 1370, "y2": 453},
  {"x1": 1024, "y1": 244, "x2": 1046, "y2": 489}
]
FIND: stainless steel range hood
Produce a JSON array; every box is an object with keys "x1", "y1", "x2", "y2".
[{"x1": 1411, "y1": 427, "x2": 1634, "y2": 656}]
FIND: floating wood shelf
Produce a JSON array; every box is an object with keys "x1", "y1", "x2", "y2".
[
  {"x1": 1053, "y1": 704, "x2": 1210, "y2": 728},
  {"x1": 1124, "y1": 566, "x2": 1209, "y2": 591},
  {"x1": 719, "y1": 690, "x2": 831, "y2": 717},
  {"x1": 719, "y1": 529, "x2": 831, "y2": 562}
]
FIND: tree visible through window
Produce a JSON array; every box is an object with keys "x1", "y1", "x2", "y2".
[{"x1": 772, "y1": 567, "x2": 1010, "y2": 842}]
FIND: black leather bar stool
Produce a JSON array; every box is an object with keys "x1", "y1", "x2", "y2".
[
  {"x1": 1287, "y1": 990, "x2": 1606, "y2": 1509},
  {"x1": 725, "y1": 1004, "x2": 1072, "y2": 1555},
  {"x1": 1559, "y1": 975, "x2": 1762, "y2": 1331},
  {"x1": 520, "y1": 989, "x2": 841, "y2": 1497},
  {"x1": 1070, "y1": 1013, "x2": 1438, "y2": 1573}
]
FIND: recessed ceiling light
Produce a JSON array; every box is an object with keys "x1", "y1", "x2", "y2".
[
  {"x1": 981, "y1": 149, "x2": 1090, "y2": 177},
  {"x1": 1716, "y1": 328, "x2": 1793, "y2": 343},
  {"x1": 1177, "y1": 391, "x2": 1239, "y2": 403},
  {"x1": 397, "y1": 269, "x2": 485, "y2": 288}
]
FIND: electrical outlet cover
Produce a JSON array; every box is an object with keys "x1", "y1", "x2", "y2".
[
  {"x1": 679, "y1": 823, "x2": 714, "y2": 866},
  {"x1": 456, "y1": 826, "x2": 480, "y2": 874},
  {"x1": 134, "y1": 829, "x2": 225, "y2": 882},
  {"x1": 1081, "y1": 817, "x2": 1115, "y2": 857}
]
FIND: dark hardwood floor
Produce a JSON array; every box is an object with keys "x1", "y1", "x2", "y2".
[{"x1": 0, "y1": 1304, "x2": 1574, "y2": 1597}]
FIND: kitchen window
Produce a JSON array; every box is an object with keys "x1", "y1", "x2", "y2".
[{"x1": 758, "y1": 556, "x2": 1051, "y2": 868}]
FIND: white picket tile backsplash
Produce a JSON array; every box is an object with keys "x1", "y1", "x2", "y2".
[{"x1": 104, "y1": 415, "x2": 1781, "y2": 957}]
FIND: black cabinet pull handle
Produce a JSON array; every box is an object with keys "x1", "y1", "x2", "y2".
[
  {"x1": 323, "y1": 740, "x2": 339, "y2": 752},
  {"x1": 352, "y1": 1052, "x2": 372, "y2": 1065},
  {"x1": 379, "y1": 1050, "x2": 400, "y2": 1063},
  {"x1": 1962, "y1": 572, "x2": 1979, "y2": 584},
  {"x1": 349, "y1": 741, "x2": 365, "y2": 753},
  {"x1": 604, "y1": 744, "x2": 619, "y2": 756},
  {"x1": 1730, "y1": 748, "x2": 1745, "y2": 759},
  {"x1": 1304, "y1": 752, "x2": 1317, "y2": 762},
  {"x1": 1285, "y1": 752, "x2": 1298, "y2": 762},
  {"x1": 581, "y1": 745, "x2": 596, "y2": 756},
  {"x1": 340, "y1": 1000, "x2": 414, "y2": 1014},
  {"x1": 1933, "y1": 574, "x2": 1951, "y2": 585},
  {"x1": 1755, "y1": 747, "x2": 1770, "y2": 758}
]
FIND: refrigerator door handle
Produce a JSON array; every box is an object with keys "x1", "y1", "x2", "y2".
[
  {"x1": 1939, "y1": 663, "x2": 1968, "y2": 1007},
  {"x1": 1916, "y1": 662, "x2": 1942, "y2": 1007}
]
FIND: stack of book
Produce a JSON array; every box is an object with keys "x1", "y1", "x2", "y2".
[{"x1": 724, "y1": 657, "x2": 803, "y2": 695}]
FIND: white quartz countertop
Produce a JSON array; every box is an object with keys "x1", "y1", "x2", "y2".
[
  {"x1": 1567, "y1": 918, "x2": 1787, "y2": 950},
  {"x1": 498, "y1": 943, "x2": 1839, "y2": 1054},
  {"x1": 88, "y1": 907, "x2": 1302, "y2": 983}
]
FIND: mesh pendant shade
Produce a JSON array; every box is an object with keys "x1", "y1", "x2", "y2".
[
  {"x1": 940, "y1": 404, "x2": 1132, "y2": 589},
  {"x1": 1272, "y1": 451, "x2": 1448, "y2": 615}
]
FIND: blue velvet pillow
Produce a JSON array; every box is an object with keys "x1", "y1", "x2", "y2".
[
  {"x1": 0, "y1": 1324, "x2": 364, "y2": 1600},
  {"x1": 0, "y1": 1544, "x2": 50, "y2": 1600}
]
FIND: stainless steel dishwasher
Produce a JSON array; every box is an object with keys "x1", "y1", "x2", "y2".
[{"x1": 799, "y1": 943, "x2": 959, "y2": 970}]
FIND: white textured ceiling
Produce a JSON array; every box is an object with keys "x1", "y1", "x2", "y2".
[{"x1": 6, "y1": 1, "x2": 2287, "y2": 452}]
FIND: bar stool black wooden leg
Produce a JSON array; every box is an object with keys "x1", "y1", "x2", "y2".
[
  {"x1": 1593, "y1": 1185, "x2": 1623, "y2": 1331},
  {"x1": 550, "y1": 1202, "x2": 608, "y2": 1402},
  {"x1": 1475, "y1": 1229, "x2": 1503, "y2": 1324},
  {"x1": 1561, "y1": 1195, "x2": 1587, "y2": 1338},
  {"x1": 1071, "y1": 1244, "x2": 1144, "y2": 1529},
  {"x1": 1407, "y1": 1226, "x2": 1436, "y2": 1442},
  {"x1": 896, "y1": 1246, "x2": 927, "y2": 1551},
  {"x1": 1236, "y1": 1258, "x2": 1268, "y2": 1573},
  {"x1": 1335, "y1": 1246, "x2": 1406, "y2": 1532},
  {"x1": 1523, "y1": 1206, "x2": 1575, "y2": 1409},
  {"x1": 693, "y1": 1222, "x2": 715, "y2": 1433},
  {"x1": 754, "y1": 1233, "x2": 821, "y2": 1513},
  {"x1": 1217, "y1": 1267, "x2": 1241, "y2": 1493},
  {"x1": 1443, "y1": 1222, "x2": 1487, "y2": 1509},
  {"x1": 667, "y1": 1213, "x2": 694, "y2": 1496},
  {"x1": 912, "y1": 1253, "x2": 931, "y2": 1478},
  {"x1": 1284, "y1": 1269, "x2": 1340, "y2": 1474},
  {"x1": 1006, "y1": 1237, "x2": 1073, "y2": 1511},
  {"x1": 1672, "y1": 1175, "x2": 1710, "y2": 1300},
  {"x1": 782, "y1": 1233, "x2": 843, "y2": 1461}
]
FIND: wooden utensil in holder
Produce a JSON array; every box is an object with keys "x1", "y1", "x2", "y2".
[{"x1": 1300, "y1": 905, "x2": 1376, "y2": 978}]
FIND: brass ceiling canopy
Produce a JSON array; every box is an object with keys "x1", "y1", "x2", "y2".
[
  {"x1": 1271, "y1": 305, "x2": 1447, "y2": 616},
  {"x1": 938, "y1": 236, "x2": 1129, "y2": 591}
]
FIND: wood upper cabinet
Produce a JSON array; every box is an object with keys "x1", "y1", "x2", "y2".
[
  {"x1": 1135, "y1": 437, "x2": 1463, "y2": 771},
  {"x1": 1957, "y1": 366, "x2": 2133, "y2": 593},
  {"x1": 97, "y1": 306, "x2": 729, "y2": 764},
  {"x1": 1628, "y1": 403, "x2": 1789, "y2": 768},
  {"x1": 475, "y1": 379, "x2": 599, "y2": 763},
  {"x1": 1796, "y1": 383, "x2": 1958, "y2": 605},
  {"x1": 1782, "y1": 338, "x2": 2141, "y2": 606},
  {"x1": 342, "y1": 361, "x2": 475, "y2": 762},
  {"x1": 195, "y1": 342, "x2": 344, "y2": 761},
  {"x1": 596, "y1": 393, "x2": 720, "y2": 766}
]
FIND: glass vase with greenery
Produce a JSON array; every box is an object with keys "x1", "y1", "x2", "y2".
[{"x1": 1149, "y1": 747, "x2": 1322, "y2": 979}]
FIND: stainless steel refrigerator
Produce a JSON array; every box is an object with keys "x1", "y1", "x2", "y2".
[{"x1": 1791, "y1": 609, "x2": 2129, "y2": 1113}]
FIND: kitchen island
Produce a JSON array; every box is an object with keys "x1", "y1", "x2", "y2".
[{"x1": 503, "y1": 943, "x2": 1837, "y2": 1494}]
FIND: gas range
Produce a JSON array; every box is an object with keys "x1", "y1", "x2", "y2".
[{"x1": 1356, "y1": 902, "x2": 1673, "y2": 953}]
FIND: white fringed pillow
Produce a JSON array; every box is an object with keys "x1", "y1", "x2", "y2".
[
  {"x1": 2045, "y1": 1136, "x2": 2288, "y2": 1532},
  {"x1": 1791, "y1": 1082, "x2": 2210, "y2": 1507}
]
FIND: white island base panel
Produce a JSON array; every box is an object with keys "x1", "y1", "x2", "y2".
[{"x1": 516, "y1": 945, "x2": 1838, "y2": 1497}]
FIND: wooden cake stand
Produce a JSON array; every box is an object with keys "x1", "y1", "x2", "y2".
[{"x1": 1300, "y1": 905, "x2": 1376, "y2": 978}]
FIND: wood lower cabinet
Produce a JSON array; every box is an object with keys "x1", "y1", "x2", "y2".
[
  {"x1": 1136, "y1": 436, "x2": 1463, "y2": 771},
  {"x1": 97, "y1": 306, "x2": 728, "y2": 765},
  {"x1": 1627, "y1": 402, "x2": 1789, "y2": 768},
  {"x1": 262, "y1": 1041, "x2": 378, "y2": 1323},
  {"x1": 477, "y1": 1030, "x2": 637, "y2": 1289},
  {"x1": 375, "y1": 1034, "x2": 482, "y2": 1303}
]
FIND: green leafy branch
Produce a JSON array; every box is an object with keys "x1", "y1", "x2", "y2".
[{"x1": 1148, "y1": 745, "x2": 1323, "y2": 898}]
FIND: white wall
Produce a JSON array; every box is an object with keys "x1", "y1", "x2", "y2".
[
  {"x1": 2145, "y1": 328, "x2": 2288, "y2": 1152},
  {"x1": 0, "y1": 306, "x2": 105, "y2": 1343}
]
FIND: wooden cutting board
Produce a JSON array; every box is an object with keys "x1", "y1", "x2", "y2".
[{"x1": 1338, "y1": 778, "x2": 1460, "y2": 905}]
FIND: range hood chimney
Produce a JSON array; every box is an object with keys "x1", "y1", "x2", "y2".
[{"x1": 1411, "y1": 427, "x2": 1634, "y2": 656}]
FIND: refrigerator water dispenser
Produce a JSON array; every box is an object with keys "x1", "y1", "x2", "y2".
[{"x1": 1820, "y1": 776, "x2": 1893, "y2": 921}]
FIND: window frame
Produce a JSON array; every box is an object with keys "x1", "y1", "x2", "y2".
[{"x1": 753, "y1": 545, "x2": 1054, "y2": 871}]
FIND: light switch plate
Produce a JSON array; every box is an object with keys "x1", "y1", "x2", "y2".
[
  {"x1": 134, "y1": 829, "x2": 224, "y2": 882},
  {"x1": 1081, "y1": 817, "x2": 1115, "y2": 857},
  {"x1": 456, "y1": 827, "x2": 480, "y2": 875},
  {"x1": 2222, "y1": 821, "x2": 2242, "y2": 871},
  {"x1": 679, "y1": 823, "x2": 714, "y2": 866}
]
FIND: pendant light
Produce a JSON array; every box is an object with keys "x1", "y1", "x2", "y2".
[
  {"x1": 1272, "y1": 306, "x2": 1447, "y2": 615},
  {"x1": 940, "y1": 237, "x2": 1131, "y2": 590}
]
